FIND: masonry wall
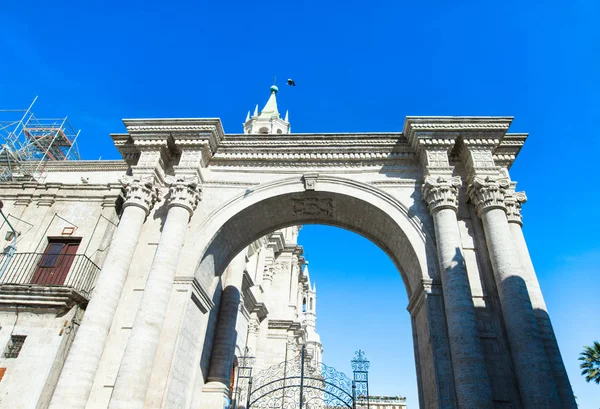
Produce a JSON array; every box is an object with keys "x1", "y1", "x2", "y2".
[{"x1": 0, "y1": 168, "x2": 123, "y2": 409}]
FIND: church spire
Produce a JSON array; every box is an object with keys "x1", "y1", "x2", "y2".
[
  {"x1": 243, "y1": 84, "x2": 291, "y2": 135},
  {"x1": 259, "y1": 85, "x2": 280, "y2": 118}
]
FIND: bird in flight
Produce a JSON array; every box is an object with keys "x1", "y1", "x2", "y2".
[{"x1": 287, "y1": 79, "x2": 296, "y2": 86}]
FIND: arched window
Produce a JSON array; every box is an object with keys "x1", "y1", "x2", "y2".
[
  {"x1": 309, "y1": 298, "x2": 313, "y2": 311},
  {"x1": 259, "y1": 127, "x2": 269, "y2": 134},
  {"x1": 277, "y1": 129, "x2": 283, "y2": 134},
  {"x1": 302, "y1": 297, "x2": 307, "y2": 312}
]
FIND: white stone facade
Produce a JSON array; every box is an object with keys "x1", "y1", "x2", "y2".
[{"x1": 0, "y1": 88, "x2": 576, "y2": 409}]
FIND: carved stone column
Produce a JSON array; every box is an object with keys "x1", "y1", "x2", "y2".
[
  {"x1": 203, "y1": 252, "x2": 247, "y2": 408},
  {"x1": 108, "y1": 176, "x2": 201, "y2": 409},
  {"x1": 505, "y1": 192, "x2": 577, "y2": 409},
  {"x1": 468, "y1": 176, "x2": 561, "y2": 409},
  {"x1": 49, "y1": 176, "x2": 157, "y2": 409},
  {"x1": 422, "y1": 176, "x2": 493, "y2": 409}
]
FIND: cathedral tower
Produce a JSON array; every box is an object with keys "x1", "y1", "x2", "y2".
[{"x1": 243, "y1": 85, "x2": 290, "y2": 134}]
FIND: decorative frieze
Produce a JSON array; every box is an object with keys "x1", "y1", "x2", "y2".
[
  {"x1": 166, "y1": 175, "x2": 202, "y2": 215},
  {"x1": 120, "y1": 175, "x2": 158, "y2": 215},
  {"x1": 291, "y1": 198, "x2": 334, "y2": 217},
  {"x1": 467, "y1": 176, "x2": 510, "y2": 215},
  {"x1": 505, "y1": 191, "x2": 527, "y2": 225},
  {"x1": 422, "y1": 176, "x2": 462, "y2": 213}
]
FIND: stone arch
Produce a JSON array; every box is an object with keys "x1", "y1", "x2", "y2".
[
  {"x1": 190, "y1": 175, "x2": 456, "y2": 408},
  {"x1": 190, "y1": 175, "x2": 438, "y2": 299}
]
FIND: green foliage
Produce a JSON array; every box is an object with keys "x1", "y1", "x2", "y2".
[{"x1": 579, "y1": 341, "x2": 600, "y2": 384}]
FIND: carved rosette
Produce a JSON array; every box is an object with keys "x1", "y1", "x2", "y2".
[
  {"x1": 422, "y1": 176, "x2": 462, "y2": 213},
  {"x1": 166, "y1": 176, "x2": 202, "y2": 216},
  {"x1": 120, "y1": 175, "x2": 158, "y2": 215},
  {"x1": 505, "y1": 191, "x2": 527, "y2": 225},
  {"x1": 467, "y1": 176, "x2": 510, "y2": 215}
]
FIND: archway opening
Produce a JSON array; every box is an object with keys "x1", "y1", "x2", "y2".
[
  {"x1": 298, "y1": 225, "x2": 417, "y2": 404},
  {"x1": 193, "y1": 186, "x2": 447, "y2": 409}
]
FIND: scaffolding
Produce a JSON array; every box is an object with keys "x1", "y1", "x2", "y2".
[{"x1": 0, "y1": 97, "x2": 81, "y2": 182}]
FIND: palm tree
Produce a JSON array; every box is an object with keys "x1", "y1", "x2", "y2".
[{"x1": 579, "y1": 341, "x2": 600, "y2": 384}]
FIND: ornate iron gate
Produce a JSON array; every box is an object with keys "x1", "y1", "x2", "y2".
[{"x1": 235, "y1": 347, "x2": 370, "y2": 409}]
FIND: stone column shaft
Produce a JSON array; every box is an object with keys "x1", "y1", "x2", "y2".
[
  {"x1": 423, "y1": 176, "x2": 493, "y2": 409},
  {"x1": 108, "y1": 176, "x2": 200, "y2": 409},
  {"x1": 49, "y1": 176, "x2": 156, "y2": 409},
  {"x1": 506, "y1": 194, "x2": 577, "y2": 409},
  {"x1": 207, "y1": 252, "x2": 246, "y2": 385},
  {"x1": 470, "y1": 177, "x2": 561, "y2": 409}
]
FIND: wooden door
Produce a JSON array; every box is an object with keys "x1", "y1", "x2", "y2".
[{"x1": 31, "y1": 238, "x2": 81, "y2": 286}]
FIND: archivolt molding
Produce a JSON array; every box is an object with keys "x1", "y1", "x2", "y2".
[{"x1": 187, "y1": 175, "x2": 438, "y2": 297}]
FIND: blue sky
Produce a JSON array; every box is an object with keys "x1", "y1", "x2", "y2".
[{"x1": 1, "y1": 0, "x2": 599, "y2": 407}]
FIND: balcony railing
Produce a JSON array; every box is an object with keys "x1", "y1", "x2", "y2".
[{"x1": 0, "y1": 252, "x2": 100, "y2": 298}]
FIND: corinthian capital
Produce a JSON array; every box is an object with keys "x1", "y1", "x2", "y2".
[
  {"x1": 505, "y1": 191, "x2": 527, "y2": 225},
  {"x1": 467, "y1": 176, "x2": 510, "y2": 215},
  {"x1": 166, "y1": 175, "x2": 202, "y2": 215},
  {"x1": 120, "y1": 175, "x2": 158, "y2": 215},
  {"x1": 422, "y1": 176, "x2": 462, "y2": 213}
]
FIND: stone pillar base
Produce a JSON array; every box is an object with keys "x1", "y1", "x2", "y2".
[{"x1": 202, "y1": 382, "x2": 230, "y2": 409}]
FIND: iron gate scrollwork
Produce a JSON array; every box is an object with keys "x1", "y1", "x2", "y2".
[{"x1": 236, "y1": 347, "x2": 369, "y2": 409}]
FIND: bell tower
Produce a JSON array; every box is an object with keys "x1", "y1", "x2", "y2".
[{"x1": 243, "y1": 85, "x2": 291, "y2": 134}]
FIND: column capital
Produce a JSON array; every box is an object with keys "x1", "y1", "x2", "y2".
[
  {"x1": 422, "y1": 175, "x2": 462, "y2": 213},
  {"x1": 467, "y1": 176, "x2": 510, "y2": 216},
  {"x1": 166, "y1": 175, "x2": 202, "y2": 216},
  {"x1": 120, "y1": 175, "x2": 158, "y2": 215},
  {"x1": 505, "y1": 191, "x2": 527, "y2": 225},
  {"x1": 248, "y1": 317, "x2": 260, "y2": 335}
]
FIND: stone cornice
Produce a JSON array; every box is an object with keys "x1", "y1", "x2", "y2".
[
  {"x1": 100, "y1": 117, "x2": 528, "y2": 172},
  {"x1": 0, "y1": 285, "x2": 90, "y2": 313},
  {"x1": 210, "y1": 132, "x2": 415, "y2": 168},
  {"x1": 15, "y1": 160, "x2": 128, "y2": 172},
  {"x1": 404, "y1": 116, "x2": 513, "y2": 135},
  {"x1": 120, "y1": 118, "x2": 225, "y2": 153},
  {"x1": 493, "y1": 133, "x2": 527, "y2": 169},
  {"x1": 0, "y1": 182, "x2": 123, "y2": 202},
  {"x1": 268, "y1": 319, "x2": 301, "y2": 331},
  {"x1": 403, "y1": 117, "x2": 525, "y2": 170}
]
